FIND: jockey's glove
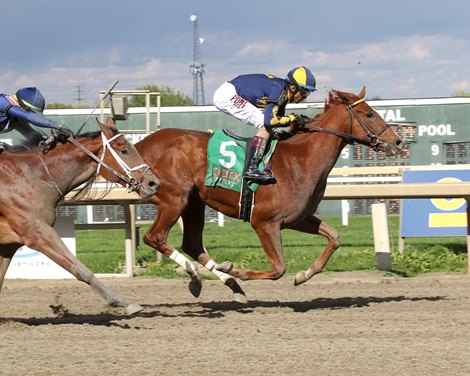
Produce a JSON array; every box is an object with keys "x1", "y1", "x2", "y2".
[
  {"x1": 292, "y1": 114, "x2": 306, "y2": 126},
  {"x1": 288, "y1": 113, "x2": 306, "y2": 127},
  {"x1": 273, "y1": 126, "x2": 295, "y2": 137},
  {"x1": 58, "y1": 125, "x2": 74, "y2": 138},
  {"x1": 52, "y1": 125, "x2": 74, "y2": 144}
]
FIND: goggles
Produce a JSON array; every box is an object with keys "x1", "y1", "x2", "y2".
[{"x1": 299, "y1": 87, "x2": 311, "y2": 98}]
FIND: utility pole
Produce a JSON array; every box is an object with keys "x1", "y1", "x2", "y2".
[
  {"x1": 74, "y1": 86, "x2": 86, "y2": 107},
  {"x1": 189, "y1": 14, "x2": 205, "y2": 105}
]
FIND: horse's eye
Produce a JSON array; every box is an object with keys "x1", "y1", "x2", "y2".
[
  {"x1": 121, "y1": 147, "x2": 129, "y2": 155},
  {"x1": 366, "y1": 112, "x2": 374, "y2": 118}
]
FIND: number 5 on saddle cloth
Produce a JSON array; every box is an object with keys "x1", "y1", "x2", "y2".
[{"x1": 204, "y1": 129, "x2": 277, "y2": 221}]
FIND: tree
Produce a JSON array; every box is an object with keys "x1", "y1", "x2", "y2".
[
  {"x1": 451, "y1": 91, "x2": 470, "y2": 97},
  {"x1": 46, "y1": 103, "x2": 75, "y2": 109},
  {"x1": 129, "y1": 85, "x2": 194, "y2": 107}
]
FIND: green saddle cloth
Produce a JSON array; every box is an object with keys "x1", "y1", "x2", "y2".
[{"x1": 204, "y1": 129, "x2": 277, "y2": 192}]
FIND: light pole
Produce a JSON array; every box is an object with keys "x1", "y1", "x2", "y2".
[{"x1": 189, "y1": 14, "x2": 205, "y2": 105}]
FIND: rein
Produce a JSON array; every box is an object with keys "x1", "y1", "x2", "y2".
[
  {"x1": 39, "y1": 153, "x2": 65, "y2": 199},
  {"x1": 304, "y1": 98, "x2": 391, "y2": 150},
  {"x1": 67, "y1": 132, "x2": 150, "y2": 193}
]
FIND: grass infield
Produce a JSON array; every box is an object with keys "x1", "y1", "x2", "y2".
[{"x1": 76, "y1": 215, "x2": 468, "y2": 278}]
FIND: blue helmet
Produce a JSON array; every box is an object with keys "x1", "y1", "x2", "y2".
[
  {"x1": 15, "y1": 87, "x2": 45, "y2": 113},
  {"x1": 286, "y1": 66, "x2": 317, "y2": 92}
]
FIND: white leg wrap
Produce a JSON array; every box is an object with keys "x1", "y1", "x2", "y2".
[
  {"x1": 211, "y1": 268, "x2": 230, "y2": 283},
  {"x1": 205, "y1": 259, "x2": 216, "y2": 271},
  {"x1": 169, "y1": 250, "x2": 198, "y2": 276},
  {"x1": 204, "y1": 259, "x2": 229, "y2": 283}
]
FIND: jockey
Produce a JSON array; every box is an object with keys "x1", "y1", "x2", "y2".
[
  {"x1": 0, "y1": 87, "x2": 74, "y2": 147},
  {"x1": 213, "y1": 66, "x2": 316, "y2": 183}
]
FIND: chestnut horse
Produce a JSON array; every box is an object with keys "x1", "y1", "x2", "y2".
[
  {"x1": 136, "y1": 88, "x2": 404, "y2": 302},
  {"x1": 0, "y1": 119, "x2": 159, "y2": 314}
]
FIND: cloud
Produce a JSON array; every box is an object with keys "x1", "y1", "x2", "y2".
[
  {"x1": 127, "y1": 59, "x2": 162, "y2": 80},
  {"x1": 4, "y1": 2, "x2": 470, "y2": 105},
  {"x1": 235, "y1": 40, "x2": 289, "y2": 60},
  {"x1": 297, "y1": 33, "x2": 470, "y2": 98}
]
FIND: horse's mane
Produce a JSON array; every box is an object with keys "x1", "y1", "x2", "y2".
[
  {"x1": 297, "y1": 89, "x2": 358, "y2": 134},
  {"x1": 76, "y1": 130, "x2": 103, "y2": 139}
]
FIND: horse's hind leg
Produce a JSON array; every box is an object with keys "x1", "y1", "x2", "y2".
[
  {"x1": 288, "y1": 215, "x2": 340, "y2": 285},
  {"x1": 180, "y1": 196, "x2": 247, "y2": 303},
  {"x1": 217, "y1": 221, "x2": 287, "y2": 281},
  {"x1": 0, "y1": 247, "x2": 16, "y2": 291}
]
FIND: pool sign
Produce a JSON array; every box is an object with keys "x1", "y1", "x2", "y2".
[
  {"x1": 401, "y1": 170, "x2": 470, "y2": 237},
  {"x1": 5, "y1": 217, "x2": 76, "y2": 279}
]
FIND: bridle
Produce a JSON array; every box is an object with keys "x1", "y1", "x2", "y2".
[
  {"x1": 68, "y1": 132, "x2": 151, "y2": 193},
  {"x1": 304, "y1": 98, "x2": 392, "y2": 151},
  {"x1": 41, "y1": 131, "x2": 152, "y2": 199}
]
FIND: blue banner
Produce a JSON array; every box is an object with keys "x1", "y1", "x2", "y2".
[{"x1": 401, "y1": 169, "x2": 470, "y2": 237}]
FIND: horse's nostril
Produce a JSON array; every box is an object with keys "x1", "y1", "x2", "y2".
[{"x1": 148, "y1": 180, "x2": 160, "y2": 190}]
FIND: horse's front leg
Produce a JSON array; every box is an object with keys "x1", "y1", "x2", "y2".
[
  {"x1": 143, "y1": 203, "x2": 202, "y2": 298},
  {"x1": 288, "y1": 215, "x2": 340, "y2": 285},
  {"x1": 23, "y1": 224, "x2": 142, "y2": 314},
  {"x1": 179, "y1": 196, "x2": 247, "y2": 303},
  {"x1": 187, "y1": 247, "x2": 248, "y2": 303},
  {"x1": 217, "y1": 222, "x2": 286, "y2": 280}
]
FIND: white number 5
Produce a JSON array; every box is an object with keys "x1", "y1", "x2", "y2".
[{"x1": 219, "y1": 141, "x2": 237, "y2": 168}]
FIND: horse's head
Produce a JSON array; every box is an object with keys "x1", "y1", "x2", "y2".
[
  {"x1": 323, "y1": 87, "x2": 404, "y2": 156},
  {"x1": 96, "y1": 119, "x2": 160, "y2": 198}
]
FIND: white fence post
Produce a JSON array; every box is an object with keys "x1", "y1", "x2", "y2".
[
  {"x1": 371, "y1": 203, "x2": 392, "y2": 271},
  {"x1": 218, "y1": 212, "x2": 225, "y2": 227},
  {"x1": 341, "y1": 199, "x2": 350, "y2": 226}
]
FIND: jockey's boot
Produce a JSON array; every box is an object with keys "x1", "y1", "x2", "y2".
[{"x1": 244, "y1": 136, "x2": 272, "y2": 183}]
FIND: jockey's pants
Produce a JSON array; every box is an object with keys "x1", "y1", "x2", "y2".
[{"x1": 213, "y1": 81, "x2": 264, "y2": 129}]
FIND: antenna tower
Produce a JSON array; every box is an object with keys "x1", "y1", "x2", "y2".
[{"x1": 189, "y1": 14, "x2": 205, "y2": 105}]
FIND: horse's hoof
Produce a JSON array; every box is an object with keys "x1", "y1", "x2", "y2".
[
  {"x1": 294, "y1": 270, "x2": 307, "y2": 286},
  {"x1": 233, "y1": 292, "x2": 248, "y2": 304},
  {"x1": 224, "y1": 277, "x2": 248, "y2": 303},
  {"x1": 126, "y1": 303, "x2": 144, "y2": 315},
  {"x1": 188, "y1": 277, "x2": 202, "y2": 298},
  {"x1": 216, "y1": 261, "x2": 233, "y2": 273}
]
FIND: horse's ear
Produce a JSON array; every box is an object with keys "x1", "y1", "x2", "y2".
[
  {"x1": 324, "y1": 90, "x2": 339, "y2": 111},
  {"x1": 96, "y1": 118, "x2": 117, "y2": 134},
  {"x1": 327, "y1": 90, "x2": 341, "y2": 104},
  {"x1": 358, "y1": 86, "x2": 366, "y2": 99},
  {"x1": 96, "y1": 118, "x2": 112, "y2": 137}
]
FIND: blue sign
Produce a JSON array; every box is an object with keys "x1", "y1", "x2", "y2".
[{"x1": 401, "y1": 169, "x2": 470, "y2": 237}]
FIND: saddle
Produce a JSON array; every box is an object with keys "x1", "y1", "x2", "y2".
[{"x1": 222, "y1": 128, "x2": 252, "y2": 142}]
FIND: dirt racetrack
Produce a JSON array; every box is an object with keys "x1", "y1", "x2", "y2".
[{"x1": 1, "y1": 271, "x2": 470, "y2": 376}]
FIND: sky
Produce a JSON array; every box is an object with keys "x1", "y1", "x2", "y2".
[{"x1": 3, "y1": 0, "x2": 470, "y2": 106}]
